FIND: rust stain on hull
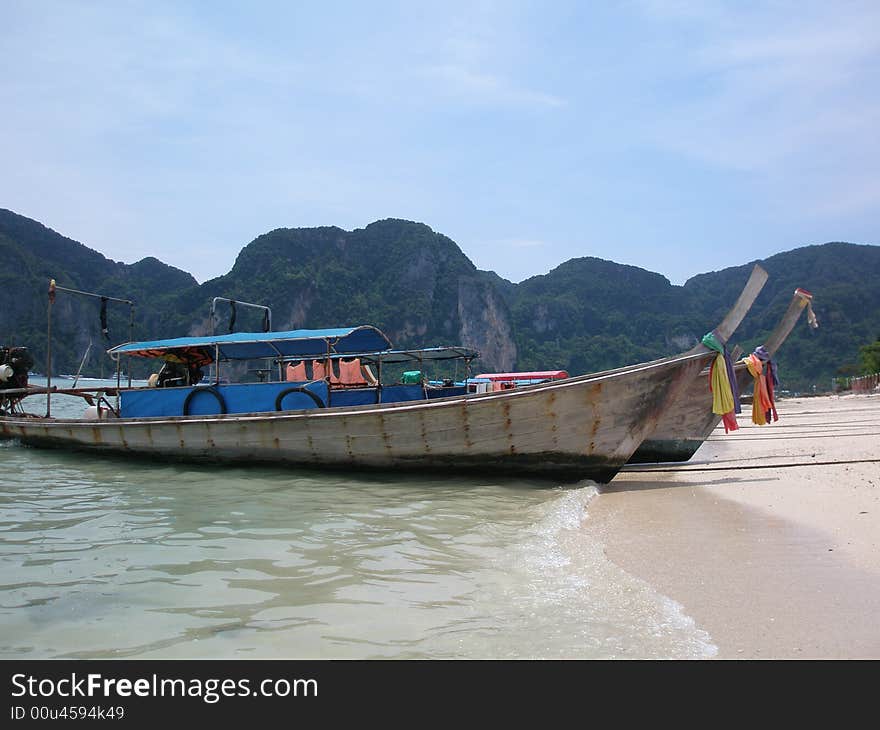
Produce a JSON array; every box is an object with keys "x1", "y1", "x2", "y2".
[
  {"x1": 377, "y1": 412, "x2": 393, "y2": 456},
  {"x1": 501, "y1": 401, "x2": 515, "y2": 455},
  {"x1": 418, "y1": 410, "x2": 432, "y2": 454},
  {"x1": 460, "y1": 401, "x2": 473, "y2": 449}
]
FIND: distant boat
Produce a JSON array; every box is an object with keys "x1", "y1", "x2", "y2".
[
  {"x1": 0, "y1": 273, "x2": 764, "y2": 483},
  {"x1": 628, "y1": 286, "x2": 816, "y2": 464},
  {"x1": 467, "y1": 370, "x2": 570, "y2": 393}
]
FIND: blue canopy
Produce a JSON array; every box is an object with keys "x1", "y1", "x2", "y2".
[{"x1": 108, "y1": 326, "x2": 393, "y2": 363}]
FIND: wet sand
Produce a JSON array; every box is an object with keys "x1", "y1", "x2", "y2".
[{"x1": 587, "y1": 393, "x2": 880, "y2": 659}]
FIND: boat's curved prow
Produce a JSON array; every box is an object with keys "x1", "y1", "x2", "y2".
[
  {"x1": 763, "y1": 288, "x2": 816, "y2": 356},
  {"x1": 686, "y1": 264, "x2": 768, "y2": 355},
  {"x1": 629, "y1": 283, "x2": 817, "y2": 465}
]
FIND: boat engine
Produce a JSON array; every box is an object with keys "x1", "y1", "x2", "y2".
[{"x1": 0, "y1": 346, "x2": 34, "y2": 390}]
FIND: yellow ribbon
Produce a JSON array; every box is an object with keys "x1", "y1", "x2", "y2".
[{"x1": 710, "y1": 353, "x2": 735, "y2": 416}]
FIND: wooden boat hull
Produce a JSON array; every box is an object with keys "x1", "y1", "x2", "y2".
[
  {"x1": 628, "y1": 366, "x2": 751, "y2": 463},
  {"x1": 0, "y1": 350, "x2": 713, "y2": 483}
]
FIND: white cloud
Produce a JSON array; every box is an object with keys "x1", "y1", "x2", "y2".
[
  {"x1": 419, "y1": 63, "x2": 565, "y2": 107},
  {"x1": 628, "y1": 1, "x2": 880, "y2": 220}
]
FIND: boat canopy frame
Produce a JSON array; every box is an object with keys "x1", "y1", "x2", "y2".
[
  {"x1": 281, "y1": 346, "x2": 480, "y2": 365},
  {"x1": 107, "y1": 326, "x2": 394, "y2": 365},
  {"x1": 210, "y1": 297, "x2": 272, "y2": 336},
  {"x1": 281, "y1": 345, "x2": 482, "y2": 387}
]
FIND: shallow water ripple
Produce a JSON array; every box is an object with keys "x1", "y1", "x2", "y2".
[{"x1": 1, "y1": 396, "x2": 714, "y2": 658}]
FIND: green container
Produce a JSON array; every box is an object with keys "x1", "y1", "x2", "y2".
[{"x1": 401, "y1": 370, "x2": 422, "y2": 384}]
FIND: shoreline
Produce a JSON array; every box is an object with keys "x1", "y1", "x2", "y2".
[{"x1": 586, "y1": 393, "x2": 880, "y2": 659}]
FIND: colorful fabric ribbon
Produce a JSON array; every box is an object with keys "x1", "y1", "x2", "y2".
[
  {"x1": 702, "y1": 331, "x2": 740, "y2": 433},
  {"x1": 743, "y1": 350, "x2": 778, "y2": 425},
  {"x1": 795, "y1": 288, "x2": 819, "y2": 329}
]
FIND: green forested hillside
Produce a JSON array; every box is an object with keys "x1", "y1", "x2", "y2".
[
  {"x1": 160, "y1": 218, "x2": 517, "y2": 373},
  {"x1": 0, "y1": 209, "x2": 198, "y2": 376},
  {"x1": 506, "y1": 258, "x2": 703, "y2": 374},
  {"x1": 168, "y1": 220, "x2": 481, "y2": 340},
  {"x1": 1, "y1": 207, "x2": 877, "y2": 392}
]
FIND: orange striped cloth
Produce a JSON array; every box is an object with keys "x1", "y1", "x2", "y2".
[{"x1": 743, "y1": 353, "x2": 777, "y2": 425}]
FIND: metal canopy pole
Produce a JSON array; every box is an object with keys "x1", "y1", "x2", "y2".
[
  {"x1": 51, "y1": 283, "x2": 133, "y2": 308},
  {"x1": 46, "y1": 280, "x2": 55, "y2": 417},
  {"x1": 210, "y1": 297, "x2": 272, "y2": 334},
  {"x1": 325, "y1": 339, "x2": 332, "y2": 407},
  {"x1": 211, "y1": 297, "x2": 273, "y2": 383},
  {"x1": 376, "y1": 355, "x2": 383, "y2": 404},
  {"x1": 46, "y1": 280, "x2": 135, "y2": 396},
  {"x1": 128, "y1": 304, "x2": 134, "y2": 388}
]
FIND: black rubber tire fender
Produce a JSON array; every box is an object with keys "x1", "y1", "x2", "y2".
[
  {"x1": 275, "y1": 386, "x2": 326, "y2": 411},
  {"x1": 183, "y1": 386, "x2": 227, "y2": 416}
]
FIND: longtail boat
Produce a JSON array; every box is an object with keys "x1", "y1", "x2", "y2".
[
  {"x1": 0, "y1": 270, "x2": 765, "y2": 484},
  {"x1": 628, "y1": 286, "x2": 817, "y2": 464}
]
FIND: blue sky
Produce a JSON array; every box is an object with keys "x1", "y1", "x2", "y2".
[{"x1": 2, "y1": 0, "x2": 878, "y2": 285}]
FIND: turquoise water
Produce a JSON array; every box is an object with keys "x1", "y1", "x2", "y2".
[{"x1": 0, "y1": 381, "x2": 715, "y2": 658}]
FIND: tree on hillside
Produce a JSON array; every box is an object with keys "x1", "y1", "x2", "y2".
[{"x1": 860, "y1": 336, "x2": 880, "y2": 374}]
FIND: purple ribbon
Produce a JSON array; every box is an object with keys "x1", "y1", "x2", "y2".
[{"x1": 724, "y1": 345, "x2": 741, "y2": 414}]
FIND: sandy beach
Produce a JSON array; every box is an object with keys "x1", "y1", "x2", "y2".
[{"x1": 586, "y1": 393, "x2": 880, "y2": 659}]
